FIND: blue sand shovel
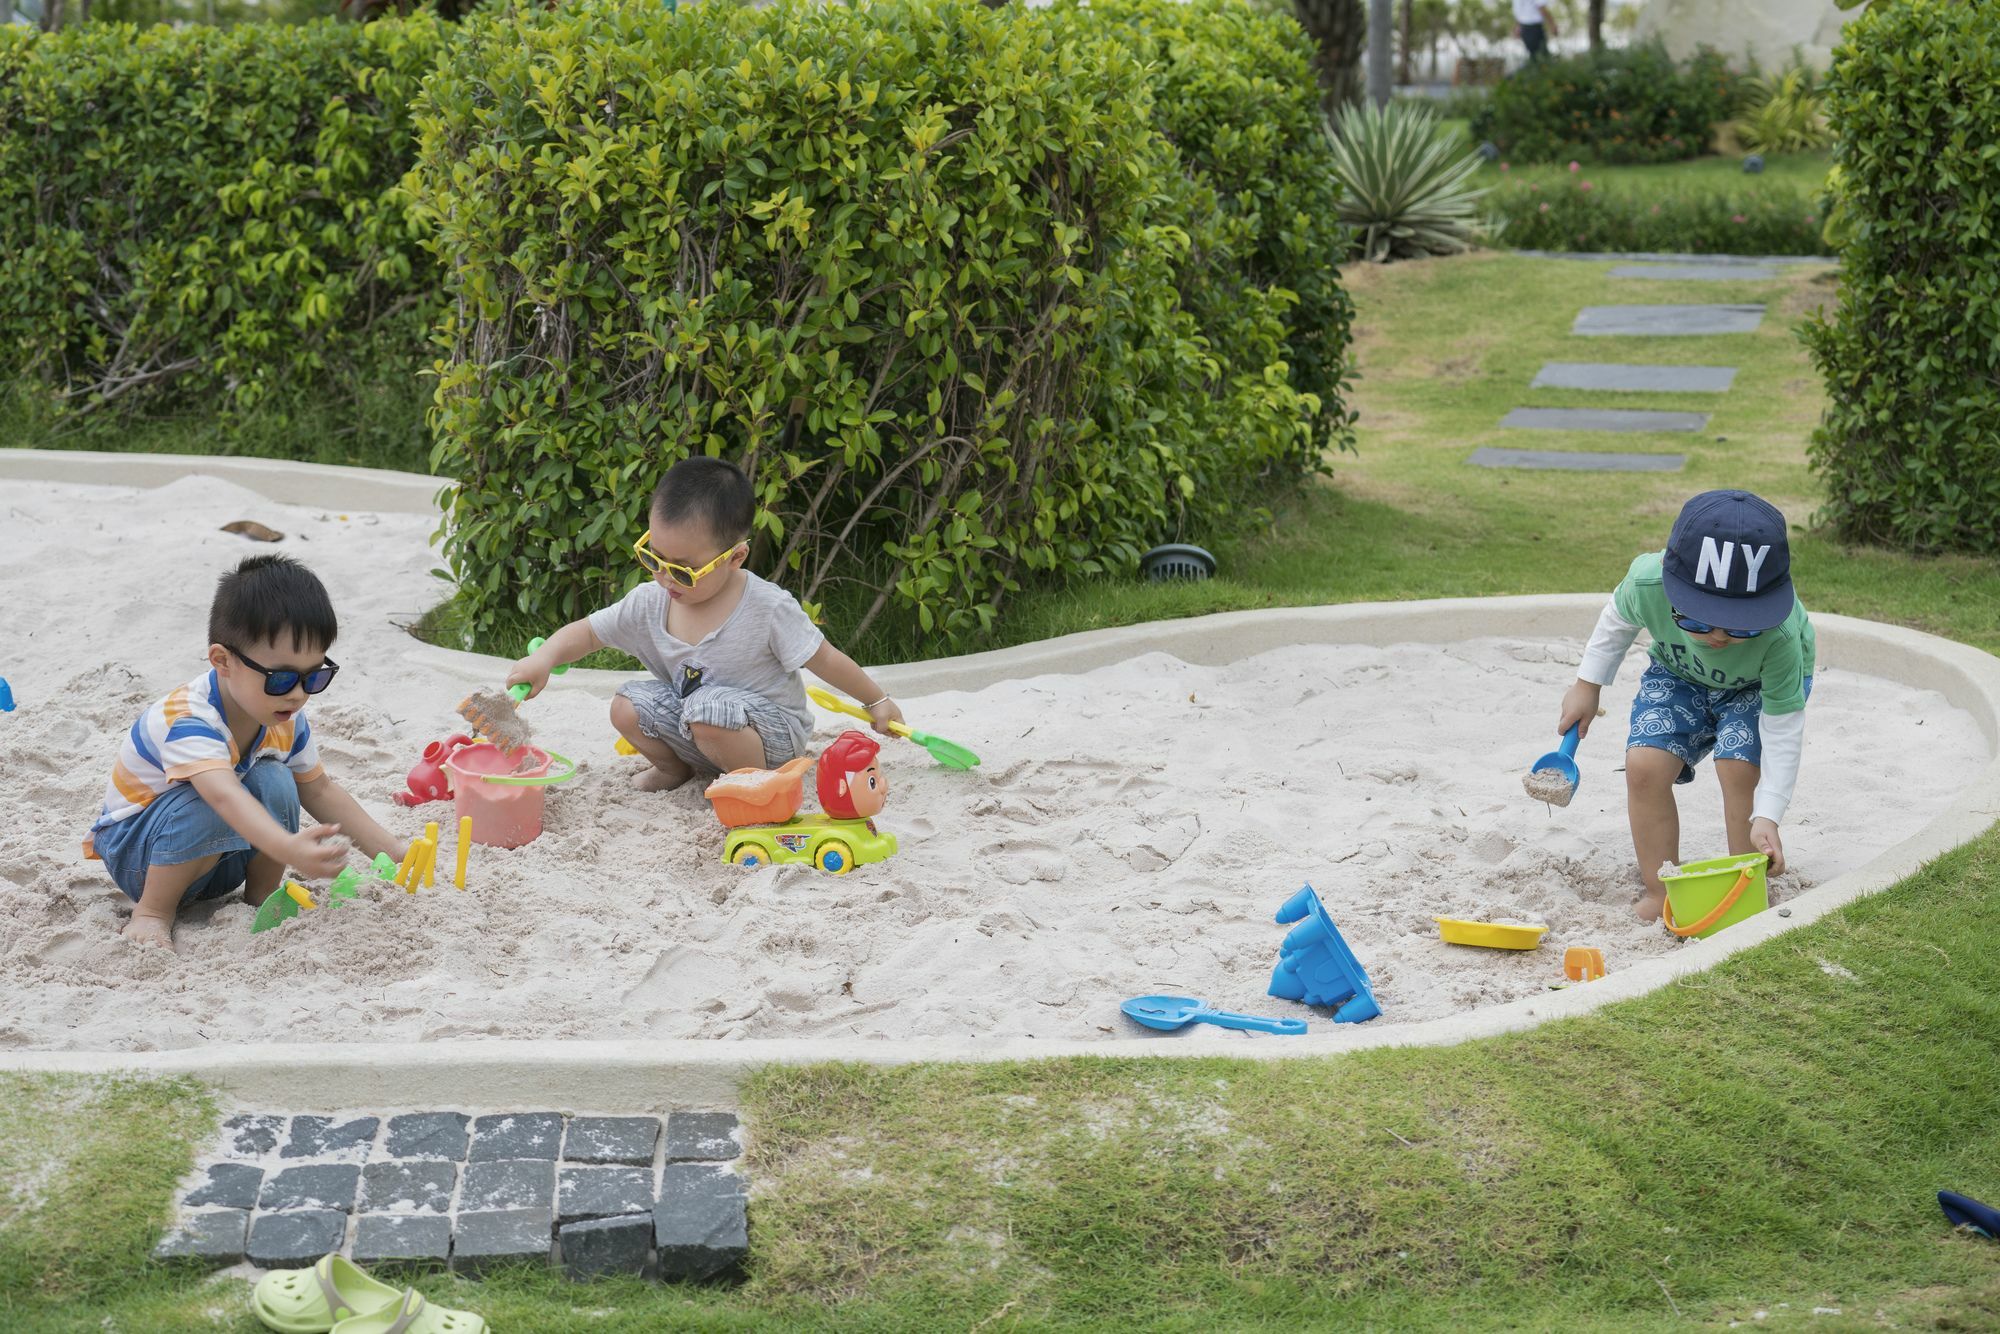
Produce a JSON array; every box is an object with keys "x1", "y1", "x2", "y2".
[
  {"x1": 1120, "y1": 994, "x2": 1307, "y2": 1036},
  {"x1": 1524, "y1": 723, "x2": 1582, "y2": 807},
  {"x1": 1940, "y1": 1190, "x2": 2000, "y2": 1239}
]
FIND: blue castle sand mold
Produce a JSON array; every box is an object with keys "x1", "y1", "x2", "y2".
[{"x1": 1268, "y1": 883, "x2": 1381, "y2": 1024}]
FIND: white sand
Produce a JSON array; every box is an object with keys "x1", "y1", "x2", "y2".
[{"x1": 0, "y1": 476, "x2": 1986, "y2": 1051}]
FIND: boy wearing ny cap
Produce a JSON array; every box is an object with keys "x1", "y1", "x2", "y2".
[{"x1": 1554, "y1": 490, "x2": 1816, "y2": 921}]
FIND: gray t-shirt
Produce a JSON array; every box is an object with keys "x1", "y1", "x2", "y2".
[{"x1": 589, "y1": 573, "x2": 825, "y2": 740}]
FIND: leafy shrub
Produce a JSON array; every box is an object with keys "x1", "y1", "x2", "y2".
[
  {"x1": 1079, "y1": 0, "x2": 1355, "y2": 460},
  {"x1": 1728, "y1": 66, "x2": 1831, "y2": 154},
  {"x1": 1325, "y1": 99, "x2": 1489, "y2": 261},
  {"x1": 0, "y1": 18, "x2": 443, "y2": 451},
  {"x1": 1803, "y1": 0, "x2": 2000, "y2": 552},
  {"x1": 1485, "y1": 173, "x2": 1825, "y2": 255},
  {"x1": 406, "y1": 0, "x2": 1340, "y2": 651},
  {"x1": 1470, "y1": 42, "x2": 1737, "y2": 164}
]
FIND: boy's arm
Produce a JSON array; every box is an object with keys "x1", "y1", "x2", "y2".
[
  {"x1": 298, "y1": 775, "x2": 407, "y2": 868},
  {"x1": 1560, "y1": 598, "x2": 1643, "y2": 738},
  {"x1": 507, "y1": 617, "x2": 602, "y2": 699},
  {"x1": 804, "y1": 641, "x2": 906, "y2": 733},
  {"x1": 188, "y1": 767, "x2": 347, "y2": 880}
]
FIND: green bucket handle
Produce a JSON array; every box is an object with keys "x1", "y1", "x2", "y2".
[
  {"x1": 1662, "y1": 867, "x2": 1752, "y2": 938},
  {"x1": 479, "y1": 750, "x2": 577, "y2": 787}
]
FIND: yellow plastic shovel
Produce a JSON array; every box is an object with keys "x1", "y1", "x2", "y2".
[{"x1": 806, "y1": 686, "x2": 980, "y2": 770}]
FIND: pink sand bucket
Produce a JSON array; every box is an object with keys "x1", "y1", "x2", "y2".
[{"x1": 444, "y1": 743, "x2": 575, "y2": 848}]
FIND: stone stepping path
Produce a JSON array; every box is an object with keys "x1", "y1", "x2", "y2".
[
  {"x1": 1530, "y1": 362, "x2": 1736, "y2": 393},
  {"x1": 1468, "y1": 446, "x2": 1684, "y2": 472},
  {"x1": 154, "y1": 1110, "x2": 747, "y2": 1283},
  {"x1": 1572, "y1": 304, "x2": 1764, "y2": 336},
  {"x1": 1608, "y1": 262, "x2": 1782, "y2": 282},
  {"x1": 1500, "y1": 406, "x2": 1709, "y2": 433}
]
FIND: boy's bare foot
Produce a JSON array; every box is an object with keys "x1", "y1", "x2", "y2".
[
  {"x1": 634, "y1": 766, "x2": 690, "y2": 793},
  {"x1": 122, "y1": 913, "x2": 176, "y2": 951},
  {"x1": 1634, "y1": 888, "x2": 1666, "y2": 923}
]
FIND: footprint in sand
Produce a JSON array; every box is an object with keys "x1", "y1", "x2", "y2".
[{"x1": 38, "y1": 931, "x2": 90, "y2": 966}]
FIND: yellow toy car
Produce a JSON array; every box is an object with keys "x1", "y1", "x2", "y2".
[{"x1": 723, "y1": 815, "x2": 898, "y2": 875}]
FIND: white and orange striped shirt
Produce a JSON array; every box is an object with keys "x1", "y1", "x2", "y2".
[{"x1": 83, "y1": 669, "x2": 325, "y2": 859}]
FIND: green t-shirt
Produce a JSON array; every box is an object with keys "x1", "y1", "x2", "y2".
[{"x1": 1612, "y1": 552, "x2": 1816, "y2": 714}]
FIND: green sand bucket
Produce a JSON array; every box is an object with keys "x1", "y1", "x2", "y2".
[{"x1": 1662, "y1": 854, "x2": 1769, "y2": 940}]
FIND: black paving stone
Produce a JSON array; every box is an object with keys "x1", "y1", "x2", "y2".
[
  {"x1": 654, "y1": 1163, "x2": 747, "y2": 1282},
  {"x1": 665, "y1": 1112, "x2": 740, "y2": 1162},
  {"x1": 353, "y1": 1213, "x2": 452, "y2": 1272},
  {"x1": 184, "y1": 1162, "x2": 263, "y2": 1210},
  {"x1": 153, "y1": 1210, "x2": 248, "y2": 1267},
  {"x1": 467, "y1": 1113, "x2": 563, "y2": 1162},
  {"x1": 247, "y1": 1209, "x2": 348, "y2": 1268},
  {"x1": 281, "y1": 1115, "x2": 379, "y2": 1161},
  {"x1": 360, "y1": 1160, "x2": 457, "y2": 1214},
  {"x1": 557, "y1": 1166, "x2": 656, "y2": 1225},
  {"x1": 563, "y1": 1116, "x2": 660, "y2": 1166},
  {"x1": 384, "y1": 1112, "x2": 470, "y2": 1161},
  {"x1": 259, "y1": 1163, "x2": 361, "y2": 1213},
  {"x1": 451, "y1": 1209, "x2": 554, "y2": 1277},
  {"x1": 560, "y1": 1214, "x2": 651, "y2": 1280},
  {"x1": 460, "y1": 1158, "x2": 555, "y2": 1213}
]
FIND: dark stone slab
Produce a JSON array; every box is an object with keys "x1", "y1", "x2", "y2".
[
  {"x1": 353, "y1": 1213, "x2": 452, "y2": 1272},
  {"x1": 665, "y1": 1112, "x2": 740, "y2": 1163},
  {"x1": 563, "y1": 1116, "x2": 660, "y2": 1166},
  {"x1": 451, "y1": 1208, "x2": 554, "y2": 1277},
  {"x1": 1609, "y1": 262, "x2": 1783, "y2": 281},
  {"x1": 558, "y1": 1166, "x2": 657, "y2": 1225},
  {"x1": 184, "y1": 1162, "x2": 263, "y2": 1210},
  {"x1": 220, "y1": 1114, "x2": 286, "y2": 1158},
  {"x1": 384, "y1": 1112, "x2": 470, "y2": 1162},
  {"x1": 460, "y1": 1158, "x2": 555, "y2": 1213},
  {"x1": 247, "y1": 1209, "x2": 348, "y2": 1268},
  {"x1": 1500, "y1": 407, "x2": 1709, "y2": 433},
  {"x1": 1468, "y1": 447, "x2": 1685, "y2": 472},
  {"x1": 1572, "y1": 304, "x2": 1764, "y2": 336},
  {"x1": 1530, "y1": 362, "x2": 1736, "y2": 394},
  {"x1": 560, "y1": 1214, "x2": 652, "y2": 1281},
  {"x1": 361, "y1": 1160, "x2": 457, "y2": 1214},
  {"x1": 654, "y1": 1164, "x2": 747, "y2": 1282},
  {"x1": 281, "y1": 1115, "x2": 379, "y2": 1161},
  {"x1": 260, "y1": 1163, "x2": 361, "y2": 1213},
  {"x1": 468, "y1": 1113, "x2": 563, "y2": 1162},
  {"x1": 153, "y1": 1209, "x2": 248, "y2": 1267}
]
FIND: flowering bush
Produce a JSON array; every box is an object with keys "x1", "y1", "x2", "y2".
[{"x1": 1485, "y1": 175, "x2": 1827, "y2": 254}]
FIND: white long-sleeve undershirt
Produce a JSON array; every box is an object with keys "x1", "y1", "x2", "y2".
[{"x1": 1576, "y1": 599, "x2": 1805, "y2": 825}]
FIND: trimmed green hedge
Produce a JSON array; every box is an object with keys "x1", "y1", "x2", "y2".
[
  {"x1": 1487, "y1": 175, "x2": 1826, "y2": 255},
  {"x1": 0, "y1": 18, "x2": 443, "y2": 444},
  {"x1": 1803, "y1": 0, "x2": 2000, "y2": 552},
  {"x1": 407, "y1": 0, "x2": 1347, "y2": 651},
  {"x1": 1471, "y1": 43, "x2": 1736, "y2": 165}
]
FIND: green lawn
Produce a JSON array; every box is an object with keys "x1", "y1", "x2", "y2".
[
  {"x1": 7, "y1": 253, "x2": 2000, "y2": 1330},
  {"x1": 1475, "y1": 149, "x2": 1832, "y2": 196}
]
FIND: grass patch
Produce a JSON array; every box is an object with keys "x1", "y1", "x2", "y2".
[{"x1": 8, "y1": 835, "x2": 2000, "y2": 1328}]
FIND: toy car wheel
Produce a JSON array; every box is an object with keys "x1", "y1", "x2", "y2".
[
  {"x1": 814, "y1": 840, "x2": 854, "y2": 875},
  {"x1": 730, "y1": 845, "x2": 766, "y2": 868}
]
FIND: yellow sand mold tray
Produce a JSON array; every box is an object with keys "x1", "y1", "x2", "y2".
[{"x1": 1434, "y1": 917, "x2": 1549, "y2": 950}]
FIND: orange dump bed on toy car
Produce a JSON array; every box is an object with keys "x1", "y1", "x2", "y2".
[{"x1": 704, "y1": 756, "x2": 815, "y2": 828}]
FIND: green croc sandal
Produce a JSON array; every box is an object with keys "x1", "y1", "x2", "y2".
[
  {"x1": 330, "y1": 1288, "x2": 486, "y2": 1334},
  {"x1": 253, "y1": 1254, "x2": 401, "y2": 1333}
]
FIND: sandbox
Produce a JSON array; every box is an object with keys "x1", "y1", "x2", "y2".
[{"x1": 2, "y1": 453, "x2": 1998, "y2": 1106}]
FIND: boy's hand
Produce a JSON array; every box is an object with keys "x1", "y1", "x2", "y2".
[
  {"x1": 867, "y1": 698, "x2": 906, "y2": 736},
  {"x1": 1558, "y1": 679, "x2": 1603, "y2": 739},
  {"x1": 505, "y1": 654, "x2": 551, "y2": 701},
  {"x1": 287, "y1": 824, "x2": 347, "y2": 880},
  {"x1": 1751, "y1": 817, "x2": 1785, "y2": 876}
]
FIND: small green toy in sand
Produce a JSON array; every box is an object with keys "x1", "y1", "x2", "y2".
[{"x1": 251, "y1": 868, "x2": 361, "y2": 934}]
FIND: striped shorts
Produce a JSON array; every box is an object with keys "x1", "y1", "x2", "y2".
[{"x1": 617, "y1": 680, "x2": 807, "y2": 773}]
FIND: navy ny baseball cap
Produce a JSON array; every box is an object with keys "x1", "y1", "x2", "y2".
[{"x1": 1660, "y1": 490, "x2": 1794, "y2": 632}]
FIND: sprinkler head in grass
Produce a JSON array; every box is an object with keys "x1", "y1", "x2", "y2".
[
  {"x1": 1477, "y1": 140, "x2": 1500, "y2": 162},
  {"x1": 1743, "y1": 153, "x2": 1765, "y2": 175},
  {"x1": 1140, "y1": 544, "x2": 1216, "y2": 582}
]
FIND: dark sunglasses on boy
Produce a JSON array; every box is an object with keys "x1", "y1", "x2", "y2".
[
  {"x1": 228, "y1": 646, "x2": 340, "y2": 696},
  {"x1": 1670, "y1": 610, "x2": 1761, "y2": 639}
]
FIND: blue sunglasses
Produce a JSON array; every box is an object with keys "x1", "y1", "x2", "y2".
[
  {"x1": 1671, "y1": 610, "x2": 1761, "y2": 639},
  {"x1": 229, "y1": 646, "x2": 340, "y2": 696}
]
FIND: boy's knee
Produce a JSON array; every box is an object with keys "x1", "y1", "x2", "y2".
[
  {"x1": 1625, "y1": 748, "x2": 1682, "y2": 793},
  {"x1": 610, "y1": 695, "x2": 638, "y2": 731},
  {"x1": 241, "y1": 762, "x2": 300, "y2": 820},
  {"x1": 1713, "y1": 757, "x2": 1759, "y2": 791}
]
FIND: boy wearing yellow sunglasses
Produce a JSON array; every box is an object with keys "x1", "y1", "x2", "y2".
[{"x1": 507, "y1": 457, "x2": 903, "y2": 790}]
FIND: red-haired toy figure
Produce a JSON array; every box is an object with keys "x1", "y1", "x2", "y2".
[
  {"x1": 817, "y1": 730, "x2": 886, "y2": 820},
  {"x1": 703, "y1": 729, "x2": 898, "y2": 874}
]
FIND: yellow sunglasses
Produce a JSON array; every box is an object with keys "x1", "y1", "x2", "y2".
[{"x1": 634, "y1": 533, "x2": 746, "y2": 588}]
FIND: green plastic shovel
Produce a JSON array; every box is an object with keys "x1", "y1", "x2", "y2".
[{"x1": 806, "y1": 686, "x2": 980, "y2": 770}]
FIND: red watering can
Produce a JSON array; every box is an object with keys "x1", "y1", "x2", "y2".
[{"x1": 393, "y1": 734, "x2": 473, "y2": 808}]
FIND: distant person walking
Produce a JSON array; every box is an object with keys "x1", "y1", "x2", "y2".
[{"x1": 1513, "y1": 0, "x2": 1556, "y2": 62}]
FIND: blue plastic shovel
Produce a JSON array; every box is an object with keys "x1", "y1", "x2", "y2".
[
  {"x1": 1524, "y1": 723, "x2": 1582, "y2": 807},
  {"x1": 1120, "y1": 994, "x2": 1307, "y2": 1036}
]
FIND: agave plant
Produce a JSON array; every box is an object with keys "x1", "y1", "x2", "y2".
[
  {"x1": 1323, "y1": 100, "x2": 1492, "y2": 263},
  {"x1": 1730, "y1": 67, "x2": 1832, "y2": 154}
]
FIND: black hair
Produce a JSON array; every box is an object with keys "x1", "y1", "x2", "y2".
[
  {"x1": 650, "y1": 456, "x2": 754, "y2": 548},
  {"x1": 208, "y1": 554, "x2": 338, "y2": 655}
]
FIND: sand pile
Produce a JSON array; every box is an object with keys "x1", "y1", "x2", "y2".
[{"x1": 0, "y1": 476, "x2": 1985, "y2": 1050}]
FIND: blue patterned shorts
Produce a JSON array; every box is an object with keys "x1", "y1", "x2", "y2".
[{"x1": 1626, "y1": 661, "x2": 1813, "y2": 784}]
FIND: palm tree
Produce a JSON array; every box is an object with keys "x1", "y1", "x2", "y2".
[{"x1": 1293, "y1": 0, "x2": 1367, "y2": 107}]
